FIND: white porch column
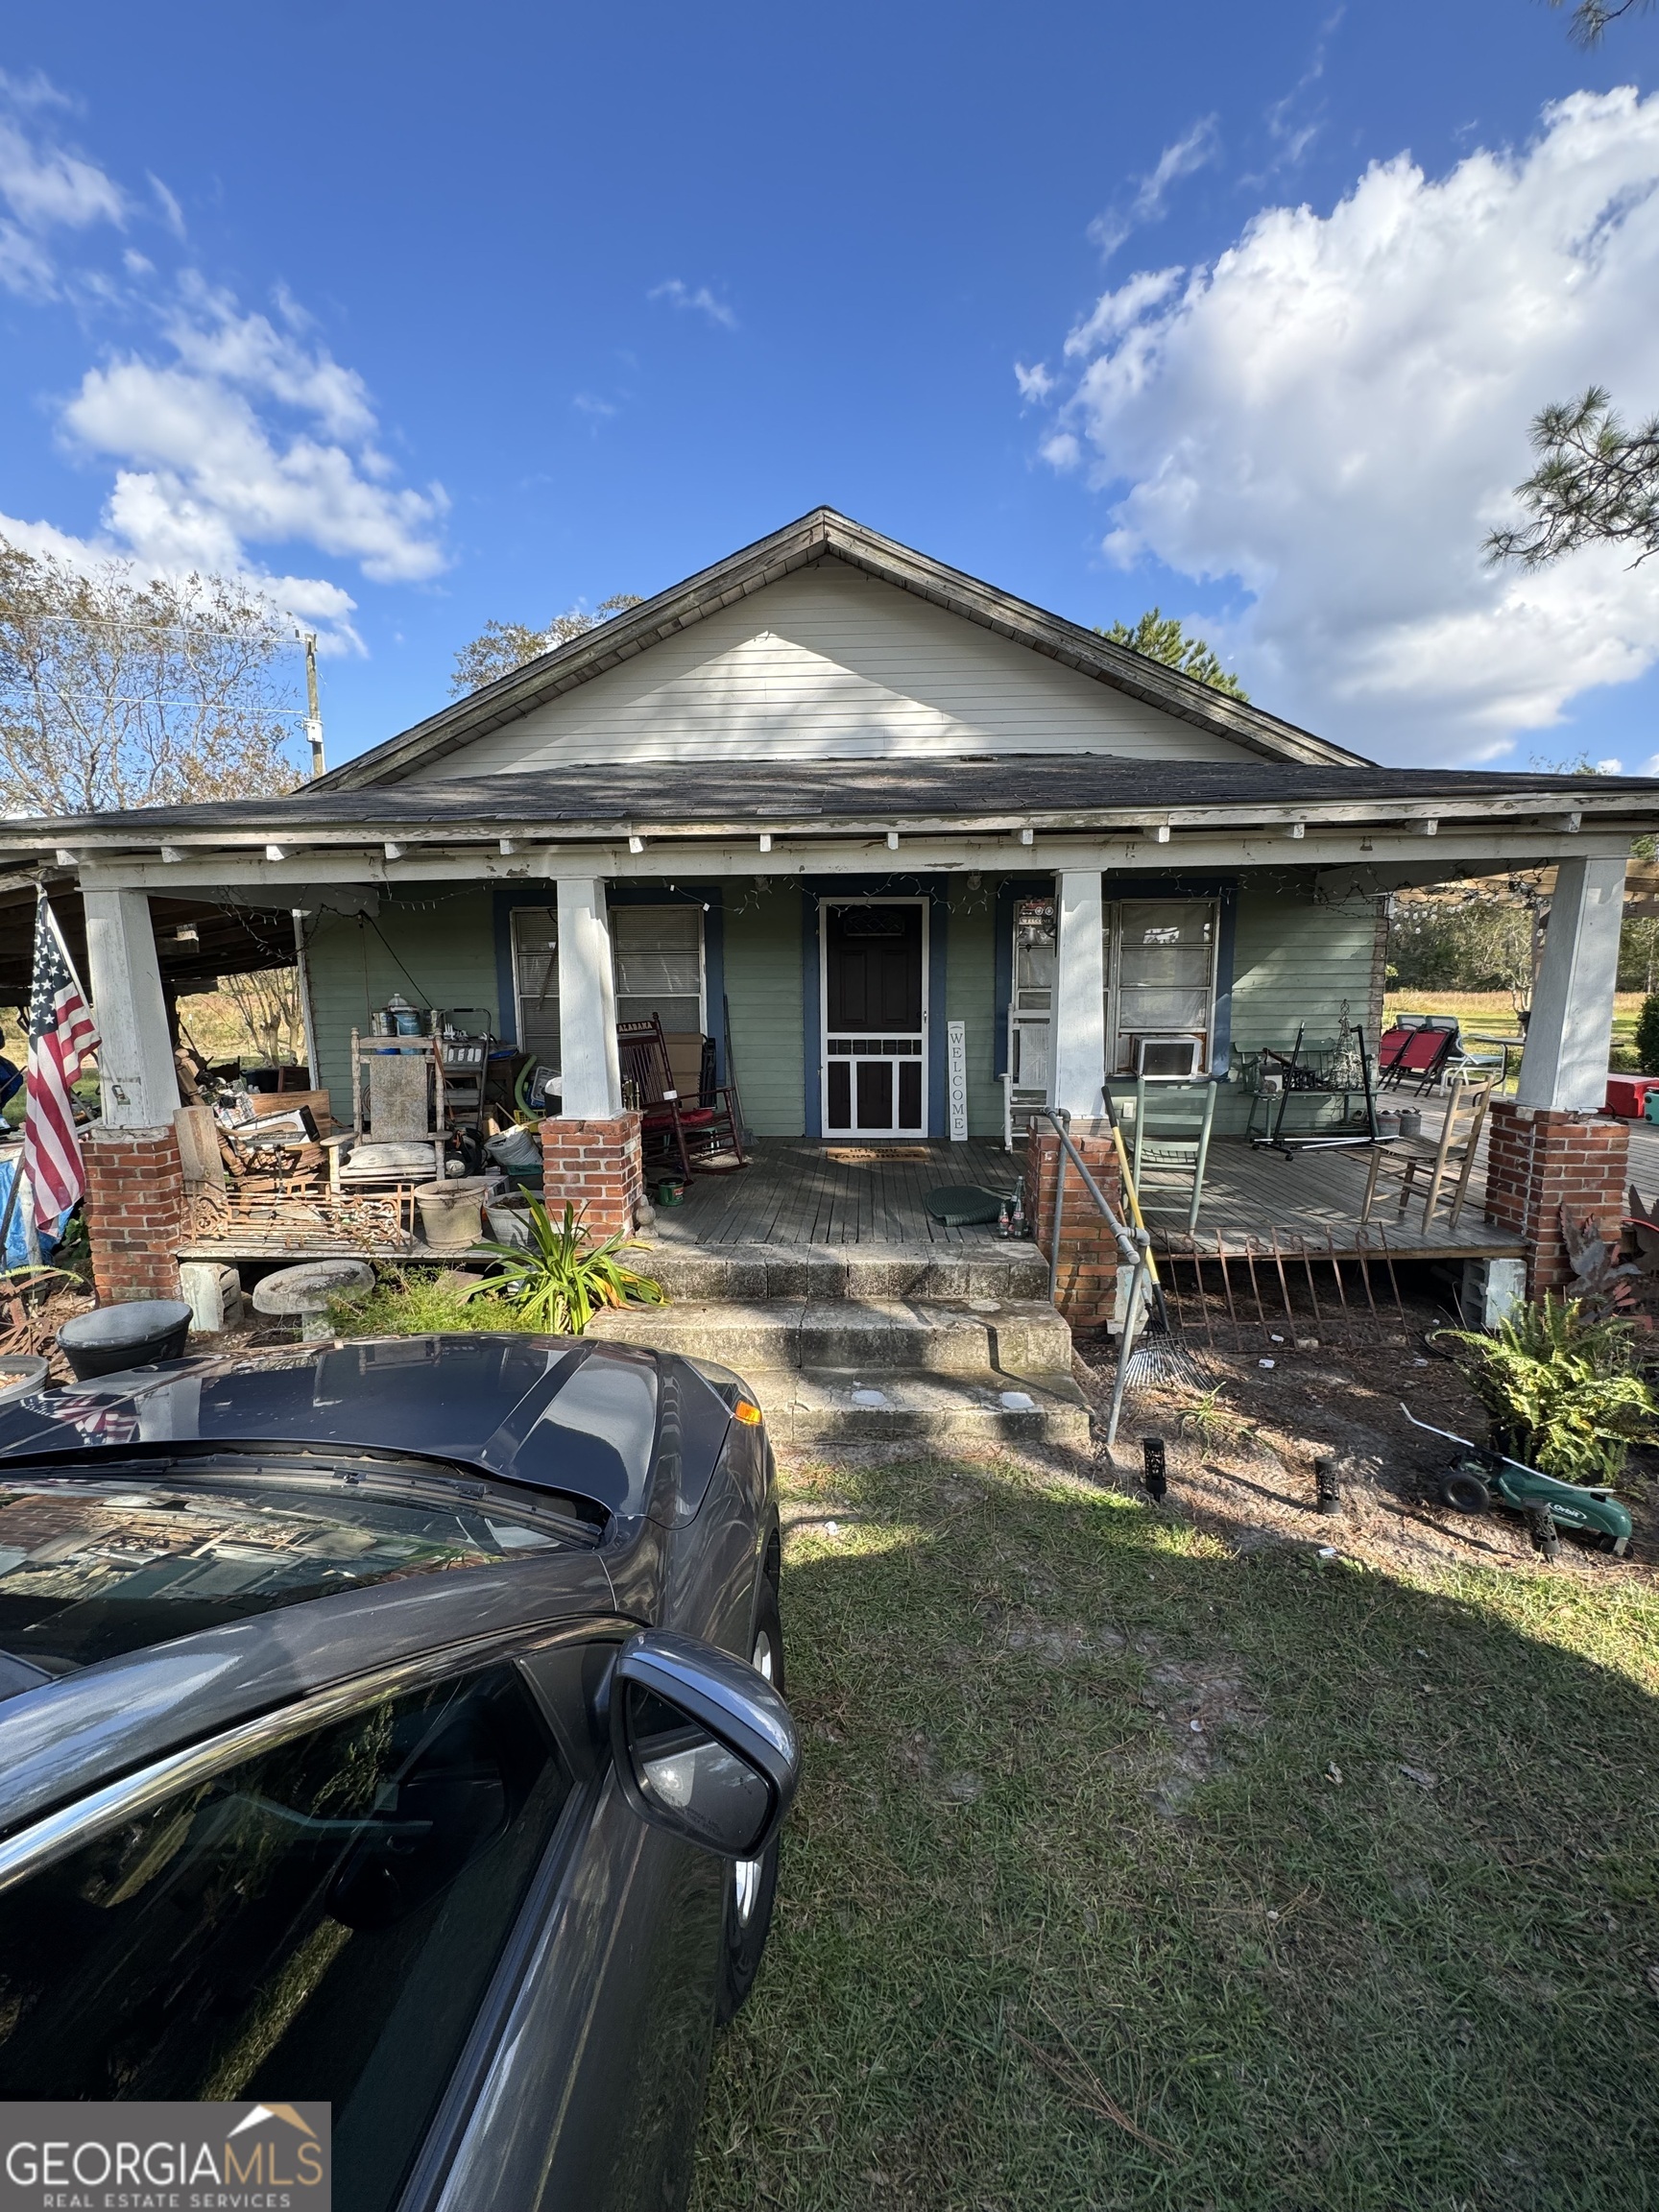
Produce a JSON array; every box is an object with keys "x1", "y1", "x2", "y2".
[
  {"x1": 1516, "y1": 854, "x2": 1627, "y2": 1112},
  {"x1": 83, "y1": 887, "x2": 180, "y2": 1128},
  {"x1": 554, "y1": 877, "x2": 622, "y2": 1118},
  {"x1": 1052, "y1": 870, "x2": 1106, "y2": 1119}
]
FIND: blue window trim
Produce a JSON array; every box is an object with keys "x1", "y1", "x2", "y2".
[
  {"x1": 802, "y1": 875, "x2": 950, "y2": 1138},
  {"x1": 491, "y1": 883, "x2": 726, "y2": 1081}
]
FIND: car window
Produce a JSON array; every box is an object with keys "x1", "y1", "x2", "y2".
[
  {"x1": 0, "y1": 1473, "x2": 579, "y2": 1674},
  {"x1": 0, "y1": 1663, "x2": 573, "y2": 2212}
]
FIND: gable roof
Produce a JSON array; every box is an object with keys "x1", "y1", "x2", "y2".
[{"x1": 318, "y1": 507, "x2": 1371, "y2": 791}]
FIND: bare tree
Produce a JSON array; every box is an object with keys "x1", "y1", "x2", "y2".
[
  {"x1": 219, "y1": 970, "x2": 302, "y2": 1065},
  {"x1": 0, "y1": 541, "x2": 302, "y2": 816},
  {"x1": 449, "y1": 593, "x2": 642, "y2": 698}
]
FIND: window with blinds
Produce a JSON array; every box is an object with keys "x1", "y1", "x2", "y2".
[
  {"x1": 613, "y1": 904, "x2": 704, "y2": 1034},
  {"x1": 1104, "y1": 897, "x2": 1219, "y2": 1076}
]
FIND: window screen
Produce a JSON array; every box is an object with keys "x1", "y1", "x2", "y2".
[
  {"x1": 0, "y1": 1666, "x2": 571, "y2": 2212},
  {"x1": 613, "y1": 905, "x2": 703, "y2": 1036},
  {"x1": 1107, "y1": 899, "x2": 1218, "y2": 1075},
  {"x1": 512, "y1": 907, "x2": 560, "y2": 1071}
]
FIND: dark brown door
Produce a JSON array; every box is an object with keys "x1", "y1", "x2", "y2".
[{"x1": 823, "y1": 903, "x2": 926, "y2": 1136}]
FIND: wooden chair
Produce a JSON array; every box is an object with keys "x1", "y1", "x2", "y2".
[
  {"x1": 1130, "y1": 1074, "x2": 1217, "y2": 1231},
  {"x1": 616, "y1": 1015, "x2": 746, "y2": 1178},
  {"x1": 1361, "y1": 1070, "x2": 1499, "y2": 1232},
  {"x1": 321, "y1": 1033, "x2": 447, "y2": 1224}
]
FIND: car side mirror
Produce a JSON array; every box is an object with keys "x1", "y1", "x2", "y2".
[{"x1": 611, "y1": 1628, "x2": 799, "y2": 1860}]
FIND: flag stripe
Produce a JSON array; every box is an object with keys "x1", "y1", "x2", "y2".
[{"x1": 22, "y1": 901, "x2": 100, "y2": 1227}]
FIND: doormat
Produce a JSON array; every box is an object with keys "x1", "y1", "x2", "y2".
[{"x1": 825, "y1": 1145, "x2": 934, "y2": 1163}]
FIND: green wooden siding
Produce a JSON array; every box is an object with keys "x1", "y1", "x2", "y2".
[
  {"x1": 945, "y1": 886, "x2": 1002, "y2": 1138},
  {"x1": 723, "y1": 885, "x2": 805, "y2": 1136},
  {"x1": 303, "y1": 888, "x2": 498, "y2": 1108},
  {"x1": 1217, "y1": 881, "x2": 1382, "y2": 1134}
]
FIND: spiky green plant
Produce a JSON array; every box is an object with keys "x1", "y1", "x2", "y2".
[
  {"x1": 1439, "y1": 1294, "x2": 1658, "y2": 1486},
  {"x1": 325, "y1": 1266, "x2": 535, "y2": 1338},
  {"x1": 476, "y1": 1198, "x2": 665, "y2": 1334}
]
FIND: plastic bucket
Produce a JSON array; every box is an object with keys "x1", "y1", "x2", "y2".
[
  {"x1": 58, "y1": 1299, "x2": 192, "y2": 1382},
  {"x1": 415, "y1": 1179, "x2": 489, "y2": 1250},
  {"x1": 0, "y1": 1354, "x2": 47, "y2": 1406}
]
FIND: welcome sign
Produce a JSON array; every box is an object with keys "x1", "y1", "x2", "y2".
[{"x1": 0, "y1": 2104, "x2": 329, "y2": 2211}]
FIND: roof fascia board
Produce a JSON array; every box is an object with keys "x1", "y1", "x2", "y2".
[{"x1": 314, "y1": 508, "x2": 1365, "y2": 792}]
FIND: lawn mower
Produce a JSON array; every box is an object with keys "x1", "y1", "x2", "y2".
[{"x1": 1400, "y1": 1404, "x2": 1632, "y2": 1558}]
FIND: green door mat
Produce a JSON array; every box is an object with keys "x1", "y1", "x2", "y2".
[{"x1": 925, "y1": 1185, "x2": 1010, "y2": 1227}]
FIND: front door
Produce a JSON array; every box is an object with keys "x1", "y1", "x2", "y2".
[{"x1": 822, "y1": 900, "x2": 926, "y2": 1137}]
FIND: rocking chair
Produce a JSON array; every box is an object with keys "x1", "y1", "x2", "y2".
[{"x1": 617, "y1": 1014, "x2": 746, "y2": 1178}]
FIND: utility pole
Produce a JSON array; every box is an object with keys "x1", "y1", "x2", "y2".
[{"x1": 303, "y1": 633, "x2": 325, "y2": 777}]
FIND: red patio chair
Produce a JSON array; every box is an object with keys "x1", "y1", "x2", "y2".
[
  {"x1": 617, "y1": 1015, "x2": 746, "y2": 1178},
  {"x1": 1377, "y1": 1022, "x2": 1456, "y2": 1094}
]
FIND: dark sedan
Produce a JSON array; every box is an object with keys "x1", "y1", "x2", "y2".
[{"x1": 0, "y1": 1332, "x2": 798, "y2": 2212}]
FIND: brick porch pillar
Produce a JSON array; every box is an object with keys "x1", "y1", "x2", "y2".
[
  {"x1": 1482, "y1": 1100, "x2": 1628, "y2": 1296},
  {"x1": 1024, "y1": 1117, "x2": 1128, "y2": 1330},
  {"x1": 537, "y1": 1111, "x2": 644, "y2": 1238},
  {"x1": 82, "y1": 1120, "x2": 186, "y2": 1304}
]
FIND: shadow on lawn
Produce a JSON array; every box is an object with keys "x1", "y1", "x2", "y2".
[{"x1": 694, "y1": 1454, "x2": 1659, "y2": 2212}]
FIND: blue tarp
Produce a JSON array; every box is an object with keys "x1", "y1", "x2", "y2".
[{"x1": 0, "y1": 1156, "x2": 61, "y2": 1270}]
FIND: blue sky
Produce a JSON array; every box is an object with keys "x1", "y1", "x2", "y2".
[{"x1": 4, "y1": 1, "x2": 1659, "y2": 771}]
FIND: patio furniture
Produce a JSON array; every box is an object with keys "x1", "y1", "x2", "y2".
[
  {"x1": 1129, "y1": 1073, "x2": 1217, "y2": 1231},
  {"x1": 321, "y1": 1032, "x2": 448, "y2": 1226},
  {"x1": 1359, "y1": 1069, "x2": 1499, "y2": 1232},
  {"x1": 616, "y1": 1014, "x2": 746, "y2": 1178},
  {"x1": 1377, "y1": 1017, "x2": 1458, "y2": 1094},
  {"x1": 1246, "y1": 1023, "x2": 1382, "y2": 1157}
]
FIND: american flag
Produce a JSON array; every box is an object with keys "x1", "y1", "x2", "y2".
[{"x1": 22, "y1": 898, "x2": 100, "y2": 1227}]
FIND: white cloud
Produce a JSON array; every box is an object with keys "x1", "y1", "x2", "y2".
[
  {"x1": 147, "y1": 172, "x2": 184, "y2": 239},
  {"x1": 649, "y1": 277, "x2": 738, "y2": 330},
  {"x1": 0, "y1": 71, "x2": 125, "y2": 298},
  {"x1": 1014, "y1": 360, "x2": 1055, "y2": 403},
  {"x1": 1089, "y1": 117, "x2": 1220, "y2": 260},
  {"x1": 1036, "y1": 87, "x2": 1659, "y2": 763}
]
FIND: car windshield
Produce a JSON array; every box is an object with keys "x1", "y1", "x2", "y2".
[{"x1": 0, "y1": 1461, "x2": 586, "y2": 1676}]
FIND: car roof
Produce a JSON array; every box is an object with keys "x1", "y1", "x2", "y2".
[{"x1": 0, "y1": 1334, "x2": 667, "y2": 1520}]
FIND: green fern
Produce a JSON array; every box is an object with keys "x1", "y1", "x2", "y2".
[{"x1": 1439, "y1": 1294, "x2": 1657, "y2": 1485}]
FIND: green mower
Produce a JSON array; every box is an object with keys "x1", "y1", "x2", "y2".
[{"x1": 1401, "y1": 1405, "x2": 1632, "y2": 1557}]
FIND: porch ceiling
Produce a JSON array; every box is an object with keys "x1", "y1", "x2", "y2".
[{"x1": 0, "y1": 881, "x2": 297, "y2": 1000}]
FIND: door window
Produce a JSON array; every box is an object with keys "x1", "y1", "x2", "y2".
[{"x1": 0, "y1": 1666, "x2": 572, "y2": 2212}]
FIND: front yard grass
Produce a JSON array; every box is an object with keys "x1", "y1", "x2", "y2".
[{"x1": 693, "y1": 1452, "x2": 1659, "y2": 2211}]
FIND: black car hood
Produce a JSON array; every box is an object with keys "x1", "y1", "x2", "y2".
[{"x1": 0, "y1": 1334, "x2": 709, "y2": 1523}]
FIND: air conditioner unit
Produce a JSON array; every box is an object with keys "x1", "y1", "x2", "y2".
[{"x1": 1134, "y1": 1034, "x2": 1204, "y2": 1079}]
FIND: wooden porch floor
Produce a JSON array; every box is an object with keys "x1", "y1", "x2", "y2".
[{"x1": 646, "y1": 1136, "x2": 1526, "y2": 1260}]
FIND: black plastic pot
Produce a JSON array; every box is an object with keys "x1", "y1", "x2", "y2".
[{"x1": 58, "y1": 1299, "x2": 192, "y2": 1382}]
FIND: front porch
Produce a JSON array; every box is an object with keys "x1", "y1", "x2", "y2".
[{"x1": 636, "y1": 1132, "x2": 1526, "y2": 1262}]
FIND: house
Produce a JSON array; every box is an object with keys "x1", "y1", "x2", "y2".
[{"x1": 0, "y1": 507, "x2": 1654, "y2": 1314}]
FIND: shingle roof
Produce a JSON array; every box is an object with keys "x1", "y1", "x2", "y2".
[{"x1": 7, "y1": 753, "x2": 1659, "y2": 854}]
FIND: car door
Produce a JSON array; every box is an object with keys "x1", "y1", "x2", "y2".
[
  {"x1": 424, "y1": 1633, "x2": 727, "y2": 2212},
  {"x1": 0, "y1": 1649, "x2": 583, "y2": 2212}
]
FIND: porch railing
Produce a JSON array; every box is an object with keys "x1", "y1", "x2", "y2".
[{"x1": 1029, "y1": 1105, "x2": 1146, "y2": 1451}]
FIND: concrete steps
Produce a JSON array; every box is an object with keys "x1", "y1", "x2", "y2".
[{"x1": 593, "y1": 1239, "x2": 1090, "y2": 1452}]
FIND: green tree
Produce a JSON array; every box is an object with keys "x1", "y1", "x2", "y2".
[
  {"x1": 449, "y1": 593, "x2": 642, "y2": 698},
  {"x1": 0, "y1": 540, "x2": 301, "y2": 814},
  {"x1": 1487, "y1": 388, "x2": 1659, "y2": 570},
  {"x1": 1549, "y1": 0, "x2": 1650, "y2": 43},
  {"x1": 1096, "y1": 609, "x2": 1248, "y2": 700},
  {"x1": 1637, "y1": 993, "x2": 1659, "y2": 1076}
]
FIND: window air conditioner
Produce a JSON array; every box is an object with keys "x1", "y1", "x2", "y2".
[{"x1": 1135, "y1": 1034, "x2": 1204, "y2": 1079}]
